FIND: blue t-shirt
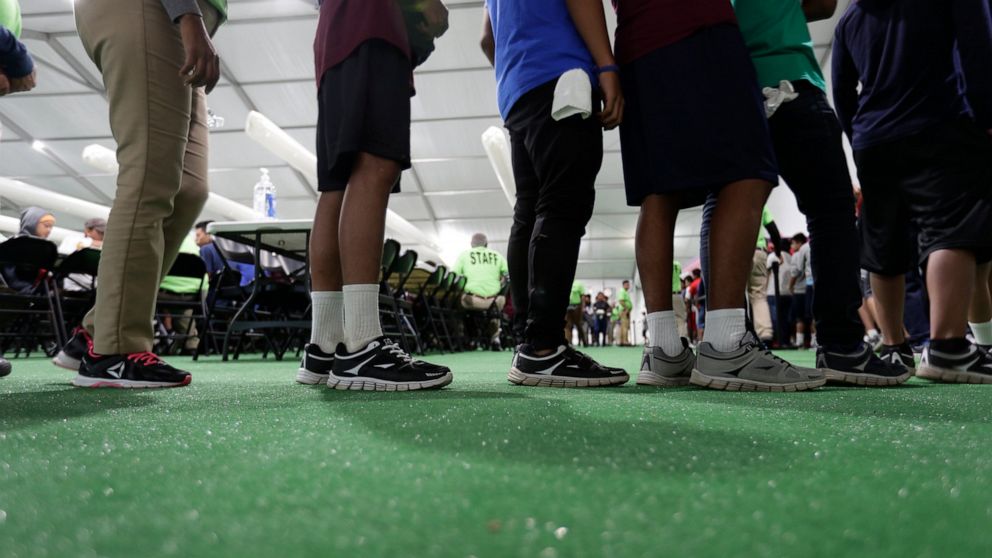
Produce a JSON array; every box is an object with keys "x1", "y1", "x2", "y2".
[{"x1": 487, "y1": 0, "x2": 595, "y2": 120}]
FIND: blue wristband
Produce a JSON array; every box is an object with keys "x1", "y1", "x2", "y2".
[{"x1": 595, "y1": 64, "x2": 620, "y2": 75}]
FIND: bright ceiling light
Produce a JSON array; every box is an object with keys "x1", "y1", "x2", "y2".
[{"x1": 31, "y1": 140, "x2": 46, "y2": 152}]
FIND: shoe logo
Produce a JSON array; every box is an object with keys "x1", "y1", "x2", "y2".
[
  {"x1": 106, "y1": 362, "x2": 125, "y2": 379},
  {"x1": 374, "y1": 363, "x2": 395, "y2": 369},
  {"x1": 532, "y1": 361, "x2": 564, "y2": 376},
  {"x1": 343, "y1": 356, "x2": 378, "y2": 376}
]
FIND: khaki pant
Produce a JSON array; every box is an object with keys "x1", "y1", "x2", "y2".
[
  {"x1": 672, "y1": 293, "x2": 688, "y2": 339},
  {"x1": 619, "y1": 310, "x2": 631, "y2": 345},
  {"x1": 564, "y1": 305, "x2": 585, "y2": 345},
  {"x1": 460, "y1": 294, "x2": 505, "y2": 339},
  {"x1": 748, "y1": 249, "x2": 773, "y2": 341},
  {"x1": 76, "y1": 0, "x2": 215, "y2": 353}
]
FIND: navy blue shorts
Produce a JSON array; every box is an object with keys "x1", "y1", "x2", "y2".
[{"x1": 618, "y1": 24, "x2": 779, "y2": 207}]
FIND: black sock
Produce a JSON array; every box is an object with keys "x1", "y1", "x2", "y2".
[{"x1": 929, "y1": 338, "x2": 970, "y2": 354}]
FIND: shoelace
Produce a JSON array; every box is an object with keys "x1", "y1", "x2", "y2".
[
  {"x1": 126, "y1": 352, "x2": 163, "y2": 367},
  {"x1": 383, "y1": 341, "x2": 414, "y2": 363}
]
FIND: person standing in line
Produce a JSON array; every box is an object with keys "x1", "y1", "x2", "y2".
[
  {"x1": 615, "y1": 0, "x2": 824, "y2": 391},
  {"x1": 564, "y1": 279, "x2": 587, "y2": 346},
  {"x1": 482, "y1": 0, "x2": 629, "y2": 387},
  {"x1": 671, "y1": 262, "x2": 688, "y2": 340},
  {"x1": 833, "y1": 0, "x2": 992, "y2": 384},
  {"x1": 787, "y1": 233, "x2": 812, "y2": 349},
  {"x1": 582, "y1": 293, "x2": 595, "y2": 346},
  {"x1": 296, "y1": 0, "x2": 453, "y2": 391},
  {"x1": 617, "y1": 279, "x2": 633, "y2": 346},
  {"x1": 54, "y1": 0, "x2": 225, "y2": 388},
  {"x1": 592, "y1": 292, "x2": 611, "y2": 347}
]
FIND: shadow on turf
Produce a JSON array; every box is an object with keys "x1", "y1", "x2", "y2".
[
  {"x1": 0, "y1": 389, "x2": 157, "y2": 431},
  {"x1": 326, "y1": 392, "x2": 792, "y2": 474},
  {"x1": 656, "y1": 384, "x2": 990, "y2": 425}
]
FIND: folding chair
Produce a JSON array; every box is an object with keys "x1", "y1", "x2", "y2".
[
  {"x1": 54, "y1": 248, "x2": 101, "y2": 332},
  {"x1": 0, "y1": 237, "x2": 65, "y2": 357},
  {"x1": 155, "y1": 253, "x2": 209, "y2": 357}
]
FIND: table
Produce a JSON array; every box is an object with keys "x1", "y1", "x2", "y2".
[{"x1": 207, "y1": 220, "x2": 313, "y2": 361}]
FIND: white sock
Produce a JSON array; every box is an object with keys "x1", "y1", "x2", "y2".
[
  {"x1": 310, "y1": 291, "x2": 344, "y2": 353},
  {"x1": 703, "y1": 308, "x2": 747, "y2": 352},
  {"x1": 343, "y1": 284, "x2": 383, "y2": 353},
  {"x1": 647, "y1": 311, "x2": 682, "y2": 356},
  {"x1": 867, "y1": 328, "x2": 880, "y2": 339},
  {"x1": 969, "y1": 320, "x2": 992, "y2": 345},
  {"x1": 796, "y1": 332, "x2": 806, "y2": 347}
]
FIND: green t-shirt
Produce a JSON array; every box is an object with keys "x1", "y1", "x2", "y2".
[
  {"x1": 732, "y1": 0, "x2": 825, "y2": 92},
  {"x1": 672, "y1": 261, "x2": 682, "y2": 293},
  {"x1": 207, "y1": 0, "x2": 228, "y2": 24},
  {"x1": 0, "y1": 0, "x2": 22, "y2": 38},
  {"x1": 159, "y1": 236, "x2": 207, "y2": 294},
  {"x1": 569, "y1": 281, "x2": 585, "y2": 305},
  {"x1": 756, "y1": 206, "x2": 774, "y2": 249},
  {"x1": 611, "y1": 304, "x2": 621, "y2": 320},
  {"x1": 618, "y1": 287, "x2": 632, "y2": 311},
  {"x1": 452, "y1": 247, "x2": 507, "y2": 298}
]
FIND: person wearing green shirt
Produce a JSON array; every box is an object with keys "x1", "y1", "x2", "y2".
[
  {"x1": 565, "y1": 280, "x2": 586, "y2": 346},
  {"x1": 60, "y1": 0, "x2": 227, "y2": 388},
  {"x1": 706, "y1": 0, "x2": 906, "y2": 384},
  {"x1": 617, "y1": 280, "x2": 633, "y2": 346},
  {"x1": 452, "y1": 234, "x2": 508, "y2": 344}
]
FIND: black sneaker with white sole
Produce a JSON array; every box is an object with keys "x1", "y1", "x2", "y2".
[
  {"x1": 328, "y1": 337, "x2": 452, "y2": 391},
  {"x1": 52, "y1": 326, "x2": 90, "y2": 371},
  {"x1": 817, "y1": 342, "x2": 912, "y2": 386},
  {"x1": 509, "y1": 345, "x2": 629, "y2": 388},
  {"x1": 74, "y1": 351, "x2": 191, "y2": 388},
  {"x1": 693, "y1": 333, "x2": 825, "y2": 392},
  {"x1": 918, "y1": 344, "x2": 992, "y2": 384},
  {"x1": 878, "y1": 342, "x2": 916, "y2": 371},
  {"x1": 296, "y1": 343, "x2": 335, "y2": 385}
]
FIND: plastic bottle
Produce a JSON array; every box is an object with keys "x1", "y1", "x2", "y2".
[{"x1": 252, "y1": 168, "x2": 277, "y2": 219}]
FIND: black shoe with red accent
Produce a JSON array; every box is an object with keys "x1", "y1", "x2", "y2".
[
  {"x1": 73, "y1": 350, "x2": 191, "y2": 389},
  {"x1": 52, "y1": 326, "x2": 91, "y2": 371}
]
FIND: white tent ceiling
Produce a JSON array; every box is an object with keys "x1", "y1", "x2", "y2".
[{"x1": 1, "y1": 0, "x2": 852, "y2": 279}]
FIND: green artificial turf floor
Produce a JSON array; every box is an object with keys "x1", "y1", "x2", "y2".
[{"x1": 1, "y1": 348, "x2": 990, "y2": 558}]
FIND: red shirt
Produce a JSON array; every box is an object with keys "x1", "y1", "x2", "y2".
[
  {"x1": 313, "y1": 0, "x2": 412, "y2": 85},
  {"x1": 612, "y1": 0, "x2": 737, "y2": 65}
]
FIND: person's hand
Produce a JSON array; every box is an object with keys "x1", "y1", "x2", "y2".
[
  {"x1": 179, "y1": 14, "x2": 220, "y2": 93},
  {"x1": 8, "y1": 70, "x2": 36, "y2": 93},
  {"x1": 418, "y1": 0, "x2": 449, "y2": 38},
  {"x1": 0, "y1": 71, "x2": 9, "y2": 96},
  {"x1": 598, "y1": 70, "x2": 623, "y2": 130}
]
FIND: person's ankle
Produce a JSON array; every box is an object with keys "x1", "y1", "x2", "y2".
[{"x1": 930, "y1": 337, "x2": 970, "y2": 354}]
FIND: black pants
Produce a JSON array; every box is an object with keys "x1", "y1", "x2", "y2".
[
  {"x1": 701, "y1": 82, "x2": 864, "y2": 348},
  {"x1": 505, "y1": 80, "x2": 602, "y2": 350}
]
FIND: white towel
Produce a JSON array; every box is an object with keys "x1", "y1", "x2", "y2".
[
  {"x1": 552, "y1": 69, "x2": 593, "y2": 121},
  {"x1": 762, "y1": 80, "x2": 800, "y2": 119}
]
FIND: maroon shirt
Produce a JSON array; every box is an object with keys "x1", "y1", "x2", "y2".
[
  {"x1": 313, "y1": 0, "x2": 412, "y2": 85},
  {"x1": 612, "y1": 0, "x2": 737, "y2": 65}
]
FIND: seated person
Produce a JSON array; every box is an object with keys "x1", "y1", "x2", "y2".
[
  {"x1": 452, "y1": 233, "x2": 508, "y2": 311},
  {"x1": 1, "y1": 207, "x2": 55, "y2": 293},
  {"x1": 194, "y1": 220, "x2": 255, "y2": 287}
]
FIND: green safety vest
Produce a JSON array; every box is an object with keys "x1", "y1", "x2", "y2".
[{"x1": 0, "y1": 0, "x2": 22, "y2": 38}]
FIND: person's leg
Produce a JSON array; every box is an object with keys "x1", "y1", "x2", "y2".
[
  {"x1": 673, "y1": 293, "x2": 689, "y2": 339},
  {"x1": 637, "y1": 194, "x2": 682, "y2": 356},
  {"x1": 338, "y1": 153, "x2": 400, "y2": 352},
  {"x1": 926, "y1": 249, "x2": 976, "y2": 341},
  {"x1": 308, "y1": 190, "x2": 345, "y2": 354},
  {"x1": 704, "y1": 179, "x2": 771, "y2": 349},
  {"x1": 77, "y1": 0, "x2": 195, "y2": 356},
  {"x1": 748, "y1": 249, "x2": 772, "y2": 341},
  {"x1": 505, "y1": 128, "x2": 539, "y2": 346},
  {"x1": 871, "y1": 273, "x2": 907, "y2": 346},
  {"x1": 968, "y1": 263, "x2": 992, "y2": 345}
]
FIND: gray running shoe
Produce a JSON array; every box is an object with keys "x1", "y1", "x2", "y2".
[
  {"x1": 637, "y1": 339, "x2": 694, "y2": 387},
  {"x1": 693, "y1": 335, "x2": 826, "y2": 392}
]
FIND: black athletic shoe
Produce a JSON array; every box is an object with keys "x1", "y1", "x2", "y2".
[
  {"x1": 74, "y1": 351, "x2": 191, "y2": 388},
  {"x1": 918, "y1": 344, "x2": 992, "y2": 384},
  {"x1": 817, "y1": 342, "x2": 912, "y2": 386},
  {"x1": 879, "y1": 342, "x2": 916, "y2": 371},
  {"x1": 328, "y1": 337, "x2": 452, "y2": 391},
  {"x1": 296, "y1": 343, "x2": 334, "y2": 385},
  {"x1": 0, "y1": 357, "x2": 11, "y2": 378},
  {"x1": 52, "y1": 326, "x2": 90, "y2": 371},
  {"x1": 508, "y1": 345, "x2": 629, "y2": 388}
]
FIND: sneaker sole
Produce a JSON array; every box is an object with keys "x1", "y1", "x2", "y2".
[
  {"x1": 52, "y1": 352, "x2": 82, "y2": 372},
  {"x1": 326, "y1": 372, "x2": 453, "y2": 391},
  {"x1": 689, "y1": 369, "x2": 825, "y2": 392},
  {"x1": 823, "y1": 368, "x2": 913, "y2": 386},
  {"x1": 71, "y1": 374, "x2": 192, "y2": 389},
  {"x1": 507, "y1": 368, "x2": 629, "y2": 388},
  {"x1": 916, "y1": 365, "x2": 992, "y2": 384},
  {"x1": 636, "y1": 370, "x2": 690, "y2": 387},
  {"x1": 295, "y1": 368, "x2": 329, "y2": 385}
]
